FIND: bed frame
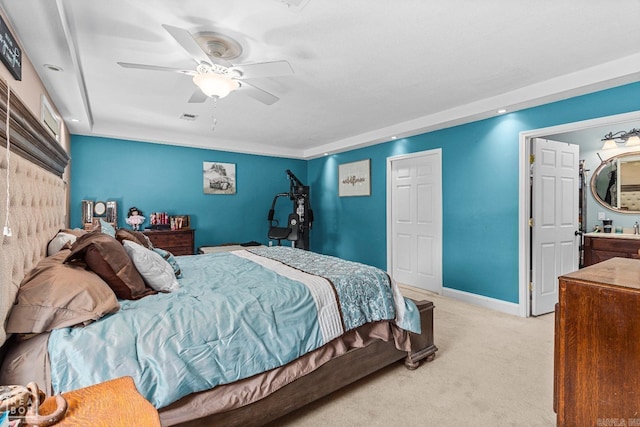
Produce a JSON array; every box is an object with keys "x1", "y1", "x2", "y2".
[
  {"x1": 0, "y1": 78, "x2": 437, "y2": 427},
  {"x1": 173, "y1": 300, "x2": 436, "y2": 427}
]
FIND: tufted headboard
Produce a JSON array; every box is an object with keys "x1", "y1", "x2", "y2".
[
  {"x1": 620, "y1": 191, "x2": 640, "y2": 211},
  {"x1": 0, "y1": 78, "x2": 69, "y2": 347}
]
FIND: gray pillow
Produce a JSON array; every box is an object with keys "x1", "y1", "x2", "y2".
[
  {"x1": 47, "y1": 232, "x2": 77, "y2": 256},
  {"x1": 123, "y1": 240, "x2": 179, "y2": 292}
]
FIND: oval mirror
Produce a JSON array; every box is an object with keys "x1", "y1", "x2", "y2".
[{"x1": 591, "y1": 151, "x2": 640, "y2": 213}]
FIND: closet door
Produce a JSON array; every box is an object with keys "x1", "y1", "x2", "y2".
[{"x1": 388, "y1": 149, "x2": 442, "y2": 293}]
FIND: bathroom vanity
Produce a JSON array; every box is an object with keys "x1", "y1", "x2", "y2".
[{"x1": 583, "y1": 232, "x2": 640, "y2": 266}]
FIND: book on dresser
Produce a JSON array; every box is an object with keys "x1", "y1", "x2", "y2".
[{"x1": 142, "y1": 228, "x2": 195, "y2": 256}]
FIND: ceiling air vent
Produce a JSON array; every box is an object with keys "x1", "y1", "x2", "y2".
[{"x1": 180, "y1": 113, "x2": 198, "y2": 121}]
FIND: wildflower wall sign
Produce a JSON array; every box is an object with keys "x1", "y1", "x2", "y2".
[{"x1": 338, "y1": 159, "x2": 371, "y2": 197}]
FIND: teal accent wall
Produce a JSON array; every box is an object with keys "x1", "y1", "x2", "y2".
[
  {"x1": 70, "y1": 136, "x2": 306, "y2": 250},
  {"x1": 70, "y1": 82, "x2": 640, "y2": 305},
  {"x1": 308, "y1": 81, "x2": 640, "y2": 303}
]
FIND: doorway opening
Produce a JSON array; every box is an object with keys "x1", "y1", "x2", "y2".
[{"x1": 518, "y1": 111, "x2": 640, "y2": 317}]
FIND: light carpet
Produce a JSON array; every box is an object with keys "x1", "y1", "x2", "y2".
[{"x1": 268, "y1": 285, "x2": 556, "y2": 427}]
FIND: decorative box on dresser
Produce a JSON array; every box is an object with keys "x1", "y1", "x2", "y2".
[
  {"x1": 143, "y1": 228, "x2": 195, "y2": 255},
  {"x1": 583, "y1": 233, "x2": 640, "y2": 266},
  {"x1": 554, "y1": 257, "x2": 640, "y2": 427}
]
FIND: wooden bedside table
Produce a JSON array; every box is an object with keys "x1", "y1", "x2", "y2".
[
  {"x1": 143, "y1": 228, "x2": 195, "y2": 255},
  {"x1": 39, "y1": 376, "x2": 160, "y2": 426}
]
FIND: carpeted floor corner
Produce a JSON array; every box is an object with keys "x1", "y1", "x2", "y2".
[{"x1": 268, "y1": 285, "x2": 556, "y2": 427}]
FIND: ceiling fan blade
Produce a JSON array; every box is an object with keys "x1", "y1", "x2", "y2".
[
  {"x1": 188, "y1": 88, "x2": 209, "y2": 103},
  {"x1": 162, "y1": 24, "x2": 213, "y2": 66},
  {"x1": 231, "y1": 60, "x2": 294, "y2": 79},
  {"x1": 117, "y1": 62, "x2": 194, "y2": 74},
  {"x1": 236, "y1": 81, "x2": 280, "y2": 105}
]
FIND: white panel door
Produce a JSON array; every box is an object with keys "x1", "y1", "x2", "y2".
[
  {"x1": 531, "y1": 138, "x2": 579, "y2": 315},
  {"x1": 389, "y1": 150, "x2": 442, "y2": 293}
]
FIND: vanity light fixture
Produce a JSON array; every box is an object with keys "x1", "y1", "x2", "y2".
[
  {"x1": 625, "y1": 130, "x2": 640, "y2": 147},
  {"x1": 601, "y1": 128, "x2": 640, "y2": 149}
]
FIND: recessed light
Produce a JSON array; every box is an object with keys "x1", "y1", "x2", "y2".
[
  {"x1": 497, "y1": 108, "x2": 508, "y2": 114},
  {"x1": 43, "y1": 64, "x2": 63, "y2": 72},
  {"x1": 323, "y1": 152, "x2": 329, "y2": 156},
  {"x1": 70, "y1": 118, "x2": 80, "y2": 123},
  {"x1": 391, "y1": 136, "x2": 397, "y2": 140}
]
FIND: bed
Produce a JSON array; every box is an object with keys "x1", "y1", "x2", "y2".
[{"x1": 0, "y1": 79, "x2": 437, "y2": 426}]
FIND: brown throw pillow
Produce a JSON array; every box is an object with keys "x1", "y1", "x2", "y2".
[
  {"x1": 6, "y1": 249, "x2": 120, "y2": 334},
  {"x1": 115, "y1": 228, "x2": 154, "y2": 249},
  {"x1": 65, "y1": 232, "x2": 157, "y2": 300}
]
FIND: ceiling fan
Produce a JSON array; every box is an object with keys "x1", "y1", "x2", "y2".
[{"x1": 118, "y1": 24, "x2": 294, "y2": 105}]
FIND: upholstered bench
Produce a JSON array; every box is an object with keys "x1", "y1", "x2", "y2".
[{"x1": 39, "y1": 376, "x2": 160, "y2": 426}]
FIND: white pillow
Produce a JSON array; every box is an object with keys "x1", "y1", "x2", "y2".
[
  {"x1": 47, "y1": 232, "x2": 78, "y2": 256},
  {"x1": 122, "y1": 240, "x2": 179, "y2": 292}
]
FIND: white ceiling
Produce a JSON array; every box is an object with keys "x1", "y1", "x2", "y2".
[{"x1": 2, "y1": 0, "x2": 640, "y2": 159}]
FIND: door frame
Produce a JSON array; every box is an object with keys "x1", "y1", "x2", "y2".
[
  {"x1": 518, "y1": 110, "x2": 640, "y2": 317},
  {"x1": 386, "y1": 148, "x2": 443, "y2": 292}
]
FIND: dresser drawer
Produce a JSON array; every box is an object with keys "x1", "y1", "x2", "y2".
[{"x1": 143, "y1": 229, "x2": 195, "y2": 255}]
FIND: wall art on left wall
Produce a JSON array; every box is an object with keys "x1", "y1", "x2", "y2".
[
  {"x1": 203, "y1": 161, "x2": 236, "y2": 195},
  {"x1": 339, "y1": 159, "x2": 371, "y2": 197}
]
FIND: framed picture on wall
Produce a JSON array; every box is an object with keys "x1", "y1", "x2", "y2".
[
  {"x1": 0, "y1": 14, "x2": 21, "y2": 81},
  {"x1": 203, "y1": 161, "x2": 236, "y2": 195},
  {"x1": 339, "y1": 159, "x2": 371, "y2": 197}
]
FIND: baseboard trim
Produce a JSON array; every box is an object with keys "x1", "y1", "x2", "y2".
[{"x1": 442, "y1": 287, "x2": 521, "y2": 316}]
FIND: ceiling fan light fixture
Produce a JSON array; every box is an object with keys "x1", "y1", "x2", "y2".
[{"x1": 193, "y1": 72, "x2": 239, "y2": 99}]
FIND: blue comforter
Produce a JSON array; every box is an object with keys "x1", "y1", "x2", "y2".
[{"x1": 48, "y1": 247, "x2": 419, "y2": 408}]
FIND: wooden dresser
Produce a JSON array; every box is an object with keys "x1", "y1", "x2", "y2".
[
  {"x1": 583, "y1": 233, "x2": 640, "y2": 266},
  {"x1": 554, "y1": 257, "x2": 640, "y2": 426},
  {"x1": 143, "y1": 228, "x2": 195, "y2": 255}
]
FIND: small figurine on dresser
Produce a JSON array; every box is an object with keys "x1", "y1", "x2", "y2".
[{"x1": 125, "y1": 207, "x2": 145, "y2": 231}]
